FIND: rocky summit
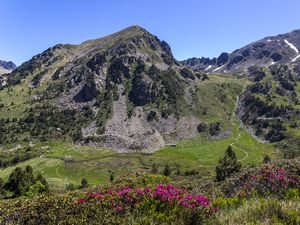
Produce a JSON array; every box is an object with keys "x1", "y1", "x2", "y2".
[
  {"x1": 182, "y1": 29, "x2": 300, "y2": 74},
  {"x1": 0, "y1": 60, "x2": 16, "y2": 75}
]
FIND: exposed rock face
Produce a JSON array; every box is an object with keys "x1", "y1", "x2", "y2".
[
  {"x1": 182, "y1": 29, "x2": 300, "y2": 74},
  {"x1": 217, "y1": 53, "x2": 229, "y2": 66},
  {"x1": 0, "y1": 60, "x2": 16, "y2": 75},
  {"x1": 0, "y1": 60, "x2": 16, "y2": 70},
  {"x1": 6, "y1": 25, "x2": 204, "y2": 152}
]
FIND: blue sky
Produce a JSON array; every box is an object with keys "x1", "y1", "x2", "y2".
[{"x1": 1, "y1": 0, "x2": 300, "y2": 65}]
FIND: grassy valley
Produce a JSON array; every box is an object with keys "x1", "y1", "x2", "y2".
[{"x1": 0, "y1": 74, "x2": 277, "y2": 190}]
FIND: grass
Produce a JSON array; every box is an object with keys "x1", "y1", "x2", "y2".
[
  {"x1": 208, "y1": 198, "x2": 300, "y2": 225},
  {"x1": 0, "y1": 74, "x2": 276, "y2": 190},
  {"x1": 0, "y1": 83, "x2": 30, "y2": 119},
  {"x1": 0, "y1": 123, "x2": 276, "y2": 190}
]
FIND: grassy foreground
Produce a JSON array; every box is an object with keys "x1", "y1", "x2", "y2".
[{"x1": 0, "y1": 159, "x2": 299, "y2": 225}]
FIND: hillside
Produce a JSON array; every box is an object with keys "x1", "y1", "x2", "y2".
[
  {"x1": 237, "y1": 64, "x2": 300, "y2": 158},
  {"x1": 0, "y1": 26, "x2": 242, "y2": 152}
]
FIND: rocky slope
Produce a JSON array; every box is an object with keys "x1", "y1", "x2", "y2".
[
  {"x1": 0, "y1": 60, "x2": 16, "y2": 86},
  {"x1": 0, "y1": 60, "x2": 16, "y2": 75},
  {"x1": 3, "y1": 26, "x2": 212, "y2": 152},
  {"x1": 182, "y1": 29, "x2": 300, "y2": 74},
  {"x1": 236, "y1": 64, "x2": 300, "y2": 157}
]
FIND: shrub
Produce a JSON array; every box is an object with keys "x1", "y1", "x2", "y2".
[
  {"x1": 65, "y1": 183, "x2": 76, "y2": 191},
  {"x1": 238, "y1": 164, "x2": 299, "y2": 198}
]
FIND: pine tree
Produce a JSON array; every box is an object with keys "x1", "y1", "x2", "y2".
[
  {"x1": 151, "y1": 163, "x2": 158, "y2": 174},
  {"x1": 25, "y1": 165, "x2": 35, "y2": 186},
  {"x1": 110, "y1": 173, "x2": 114, "y2": 182},
  {"x1": 215, "y1": 146, "x2": 241, "y2": 181},
  {"x1": 0, "y1": 178, "x2": 5, "y2": 197},
  {"x1": 5, "y1": 167, "x2": 28, "y2": 196},
  {"x1": 263, "y1": 155, "x2": 271, "y2": 163},
  {"x1": 163, "y1": 164, "x2": 171, "y2": 176},
  {"x1": 80, "y1": 178, "x2": 88, "y2": 188}
]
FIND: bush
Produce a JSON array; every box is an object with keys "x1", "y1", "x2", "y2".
[
  {"x1": 65, "y1": 183, "x2": 76, "y2": 191},
  {"x1": 0, "y1": 174, "x2": 217, "y2": 225},
  {"x1": 238, "y1": 164, "x2": 299, "y2": 198},
  {"x1": 208, "y1": 198, "x2": 300, "y2": 225},
  {"x1": 147, "y1": 110, "x2": 158, "y2": 122}
]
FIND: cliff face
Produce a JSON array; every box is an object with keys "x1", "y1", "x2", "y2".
[{"x1": 0, "y1": 60, "x2": 16, "y2": 75}]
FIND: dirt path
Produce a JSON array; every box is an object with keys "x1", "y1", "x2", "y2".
[{"x1": 230, "y1": 84, "x2": 249, "y2": 162}]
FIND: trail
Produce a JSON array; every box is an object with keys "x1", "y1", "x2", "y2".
[{"x1": 230, "y1": 83, "x2": 249, "y2": 162}]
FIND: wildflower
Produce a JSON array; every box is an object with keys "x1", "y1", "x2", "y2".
[
  {"x1": 77, "y1": 199, "x2": 86, "y2": 204},
  {"x1": 185, "y1": 194, "x2": 193, "y2": 200}
]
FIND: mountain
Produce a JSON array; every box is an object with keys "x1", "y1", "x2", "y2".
[
  {"x1": 0, "y1": 60, "x2": 16, "y2": 75},
  {"x1": 182, "y1": 29, "x2": 300, "y2": 74},
  {"x1": 1, "y1": 26, "x2": 299, "y2": 155},
  {"x1": 2, "y1": 26, "x2": 237, "y2": 152}
]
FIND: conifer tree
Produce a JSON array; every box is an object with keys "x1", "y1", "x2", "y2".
[
  {"x1": 216, "y1": 146, "x2": 241, "y2": 181},
  {"x1": 151, "y1": 163, "x2": 158, "y2": 174},
  {"x1": 163, "y1": 164, "x2": 171, "y2": 176}
]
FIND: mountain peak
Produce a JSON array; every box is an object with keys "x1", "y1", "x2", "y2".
[
  {"x1": 77, "y1": 25, "x2": 156, "y2": 53},
  {"x1": 123, "y1": 25, "x2": 145, "y2": 31},
  {"x1": 0, "y1": 60, "x2": 16, "y2": 75}
]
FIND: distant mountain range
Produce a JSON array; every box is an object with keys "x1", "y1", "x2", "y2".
[
  {"x1": 0, "y1": 60, "x2": 16, "y2": 75},
  {"x1": 182, "y1": 29, "x2": 300, "y2": 74}
]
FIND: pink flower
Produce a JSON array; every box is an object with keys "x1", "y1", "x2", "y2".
[
  {"x1": 77, "y1": 199, "x2": 86, "y2": 204},
  {"x1": 185, "y1": 194, "x2": 193, "y2": 200},
  {"x1": 115, "y1": 205, "x2": 123, "y2": 212},
  {"x1": 136, "y1": 188, "x2": 145, "y2": 195},
  {"x1": 145, "y1": 187, "x2": 153, "y2": 193}
]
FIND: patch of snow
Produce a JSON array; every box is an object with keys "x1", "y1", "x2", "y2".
[
  {"x1": 212, "y1": 64, "x2": 225, "y2": 72},
  {"x1": 266, "y1": 39, "x2": 272, "y2": 42},
  {"x1": 284, "y1": 39, "x2": 299, "y2": 54},
  {"x1": 205, "y1": 65, "x2": 212, "y2": 71},
  {"x1": 291, "y1": 54, "x2": 300, "y2": 63}
]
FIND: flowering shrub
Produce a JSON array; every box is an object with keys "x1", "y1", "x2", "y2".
[
  {"x1": 238, "y1": 164, "x2": 299, "y2": 198},
  {"x1": 77, "y1": 183, "x2": 216, "y2": 223},
  {"x1": 81, "y1": 184, "x2": 211, "y2": 210}
]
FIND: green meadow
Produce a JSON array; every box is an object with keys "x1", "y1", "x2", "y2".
[{"x1": 0, "y1": 124, "x2": 276, "y2": 190}]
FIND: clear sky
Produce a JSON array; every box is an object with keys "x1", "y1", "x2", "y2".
[{"x1": 1, "y1": 0, "x2": 300, "y2": 65}]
